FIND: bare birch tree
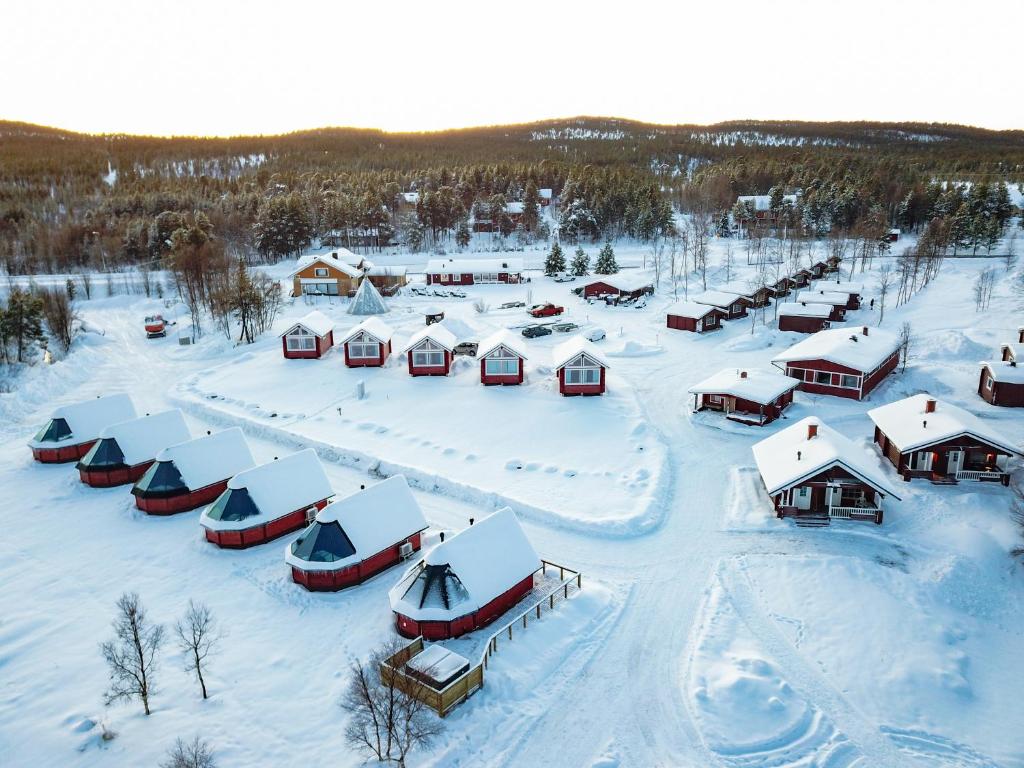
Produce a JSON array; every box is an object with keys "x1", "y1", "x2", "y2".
[
  {"x1": 174, "y1": 600, "x2": 221, "y2": 700},
  {"x1": 161, "y1": 736, "x2": 216, "y2": 768},
  {"x1": 100, "y1": 592, "x2": 164, "y2": 716}
]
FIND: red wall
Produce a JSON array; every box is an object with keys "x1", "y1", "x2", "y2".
[
  {"x1": 32, "y1": 440, "x2": 96, "y2": 464},
  {"x1": 979, "y1": 368, "x2": 1024, "y2": 407},
  {"x1": 394, "y1": 573, "x2": 535, "y2": 640},
  {"x1": 134, "y1": 479, "x2": 229, "y2": 516},
  {"x1": 291, "y1": 532, "x2": 423, "y2": 591},
  {"x1": 79, "y1": 460, "x2": 153, "y2": 488},
  {"x1": 344, "y1": 339, "x2": 390, "y2": 367},
  {"x1": 480, "y1": 357, "x2": 524, "y2": 385},
  {"x1": 204, "y1": 498, "x2": 331, "y2": 549},
  {"x1": 407, "y1": 349, "x2": 452, "y2": 376},
  {"x1": 779, "y1": 315, "x2": 830, "y2": 333},
  {"x1": 558, "y1": 366, "x2": 606, "y2": 396},
  {"x1": 282, "y1": 330, "x2": 333, "y2": 360}
]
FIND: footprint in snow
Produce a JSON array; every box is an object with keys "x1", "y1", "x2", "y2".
[
  {"x1": 505, "y1": 459, "x2": 523, "y2": 470},
  {"x1": 563, "y1": 469, "x2": 577, "y2": 478},
  {"x1": 442, "y1": 447, "x2": 456, "y2": 456},
  {"x1": 465, "y1": 454, "x2": 477, "y2": 462}
]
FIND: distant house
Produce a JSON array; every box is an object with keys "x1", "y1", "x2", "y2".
[
  {"x1": 813, "y1": 281, "x2": 862, "y2": 310},
  {"x1": 794, "y1": 290, "x2": 848, "y2": 322},
  {"x1": 287, "y1": 475, "x2": 428, "y2": 591},
  {"x1": 825, "y1": 254, "x2": 842, "y2": 273},
  {"x1": 389, "y1": 507, "x2": 541, "y2": 640},
  {"x1": 131, "y1": 428, "x2": 256, "y2": 515},
  {"x1": 477, "y1": 330, "x2": 528, "y2": 386},
  {"x1": 767, "y1": 276, "x2": 796, "y2": 299},
  {"x1": 790, "y1": 269, "x2": 813, "y2": 288},
  {"x1": 29, "y1": 394, "x2": 137, "y2": 464},
  {"x1": 579, "y1": 273, "x2": 654, "y2": 302},
  {"x1": 752, "y1": 417, "x2": 901, "y2": 525},
  {"x1": 734, "y1": 193, "x2": 798, "y2": 233},
  {"x1": 665, "y1": 301, "x2": 726, "y2": 333},
  {"x1": 693, "y1": 290, "x2": 751, "y2": 320},
  {"x1": 280, "y1": 311, "x2": 334, "y2": 359},
  {"x1": 885, "y1": 228, "x2": 901, "y2": 243},
  {"x1": 471, "y1": 202, "x2": 525, "y2": 233},
  {"x1": 778, "y1": 302, "x2": 833, "y2": 333},
  {"x1": 869, "y1": 394, "x2": 1020, "y2": 485},
  {"x1": 978, "y1": 361, "x2": 1024, "y2": 407},
  {"x1": 200, "y1": 449, "x2": 334, "y2": 549},
  {"x1": 289, "y1": 251, "x2": 362, "y2": 298},
  {"x1": 424, "y1": 257, "x2": 523, "y2": 285},
  {"x1": 717, "y1": 282, "x2": 772, "y2": 309},
  {"x1": 539, "y1": 188, "x2": 553, "y2": 206},
  {"x1": 402, "y1": 324, "x2": 457, "y2": 376},
  {"x1": 808, "y1": 260, "x2": 830, "y2": 280},
  {"x1": 77, "y1": 410, "x2": 191, "y2": 488},
  {"x1": 771, "y1": 326, "x2": 901, "y2": 400},
  {"x1": 362, "y1": 265, "x2": 408, "y2": 295},
  {"x1": 687, "y1": 369, "x2": 800, "y2": 425},
  {"x1": 553, "y1": 336, "x2": 610, "y2": 396},
  {"x1": 339, "y1": 317, "x2": 394, "y2": 368},
  {"x1": 1000, "y1": 327, "x2": 1024, "y2": 362}
]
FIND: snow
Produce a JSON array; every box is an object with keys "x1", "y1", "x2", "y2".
[
  {"x1": 290, "y1": 252, "x2": 362, "y2": 278},
  {"x1": 736, "y1": 193, "x2": 798, "y2": 210},
  {"x1": 771, "y1": 326, "x2": 900, "y2": 372},
  {"x1": 346, "y1": 279, "x2": 389, "y2": 316},
  {"x1": 403, "y1": 643, "x2": 469, "y2": 686},
  {"x1": 814, "y1": 280, "x2": 863, "y2": 296},
  {"x1": 688, "y1": 369, "x2": 800, "y2": 404},
  {"x1": 155, "y1": 427, "x2": 256, "y2": 491},
  {"x1": 98, "y1": 409, "x2": 191, "y2": 467},
  {"x1": 401, "y1": 191, "x2": 419, "y2": 204},
  {"x1": 539, "y1": 188, "x2": 553, "y2": 200},
  {"x1": 752, "y1": 416, "x2": 902, "y2": 498},
  {"x1": 983, "y1": 360, "x2": 1024, "y2": 384},
  {"x1": 777, "y1": 301, "x2": 833, "y2": 318},
  {"x1": 1001, "y1": 342, "x2": 1023, "y2": 360},
  {"x1": 715, "y1": 280, "x2": 764, "y2": 298},
  {"x1": 424, "y1": 257, "x2": 524, "y2": 275},
  {"x1": 868, "y1": 394, "x2": 1021, "y2": 455},
  {"x1": 364, "y1": 264, "x2": 407, "y2": 277},
  {"x1": 665, "y1": 300, "x2": 717, "y2": 319},
  {"x1": 28, "y1": 393, "x2": 137, "y2": 449},
  {"x1": 795, "y1": 289, "x2": 850, "y2": 306},
  {"x1": 505, "y1": 201, "x2": 526, "y2": 215},
  {"x1": 280, "y1": 310, "x2": 334, "y2": 338},
  {"x1": 693, "y1": 290, "x2": 745, "y2": 310},
  {"x1": 584, "y1": 272, "x2": 654, "y2": 292},
  {"x1": 338, "y1": 316, "x2": 394, "y2": 345},
  {"x1": 400, "y1": 323, "x2": 457, "y2": 354},
  {"x1": 552, "y1": 335, "x2": 610, "y2": 369},
  {"x1": 477, "y1": 329, "x2": 528, "y2": 360}
]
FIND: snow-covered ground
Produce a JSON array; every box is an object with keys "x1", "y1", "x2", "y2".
[{"x1": 2, "y1": 234, "x2": 1024, "y2": 768}]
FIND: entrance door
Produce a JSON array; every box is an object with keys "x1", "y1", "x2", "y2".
[
  {"x1": 793, "y1": 486, "x2": 812, "y2": 510},
  {"x1": 947, "y1": 450, "x2": 963, "y2": 476},
  {"x1": 913, "y1": 451, "x2": 933, "y2": 472}
]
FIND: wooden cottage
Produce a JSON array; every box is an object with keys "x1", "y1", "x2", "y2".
[
  {"x1": 815, "y1": 281, "x2": 862, "y2": 310},
  {"x1": 665, "y1": 301, "x2": 726, "y2": 333},
  {"x1": 579, "y1": 273, "x2": 655, "y2": 302},
  {"x1": 693, "y1": 290, "x2": 751, "y2": 320},
  {"x1": 363, "y1": 266, "x2": 408, "y2": 295},
  {"x1": 402, "y1": 324, "x2": 457, "y2": 376},
  {"x1": 287, "y1": 475, "x2": 428, "y2": 591},
  {"x1": 424, "y1": 257, "x2": 523, "y2": 286},
  {"x1": 771, "y1": 326, "x2": 900, "y2": 400},
  {"x1": 289, "y1": 251, "x2": 362, "y2": 298},
  {"x1": 201, "y1": 449, "x2": 335, "y2": 549},
  {"x1": 280, "y1": 311, "x2": 334, "y2": 359},
  {"x1": 339, "y1": 317, "x2": 394, "y2": 368},
  {"x1": 131, "y1": 428, "x2": 256, "y2": 515},
  {"x1": 978, "y1": 361, "x2": 1024, "y2": 408},
  {"x1": 553, "y1": 336, "x2": 610, "y2": 396},
  {"x1": 767, "y1": 276, "x2": 796, "y2": 299},
  {"x1": 389, "y1": 507, "x2": 540, "y2": 640},
  {"x1": 688, "y1": 369, "x2": 800, "y2": 426},
  {"x1": 1000, "y1": 328, "x2": 1024, "y2": 362},
  {"x1": 790, "y1": 269, "x2": 814, "y2": 287},
  {"x1": 868, "y1": 394, "x2": 1020, "y2": 485},
  {"x1": 794, "y1": 290, "x2": 848, "y2": 322},
  {"x1": 752, "y1": 417, "x2": 901, "y2": 525},
  {"x1": 825, "y1": 254, "x2": 842, "y2": 273},
  {"x1": 29, "y1": 394, "x2": 137, "y2": 464},
  {"x1": 808, "y1": 260, "x2": 829, "y2": 279},
  {"x1": 477, "y1": 330, "x2": 528, "y2": 386},
  {"x1": 717, "y1": 281, "x2": 772, "y2": 309},
  {"x1": 77, "y1": 410, "x2": 191, "y2": 488},
  {"x1": 778, "y1": 302, "x2": 833, "y2": 333},
  {"x1": 471, "y1": 202, "x2": 525, "y2": 233}
]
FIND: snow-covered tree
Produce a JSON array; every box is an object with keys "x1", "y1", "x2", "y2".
[
  {"x1": 595, "y1": 242, "x2": 618, "y2": 274},
  {"x1": 544, "y1": 242, "x2": 566, "y2": 275},
  {"x1": 570, "y1": 247, "x2": 589, "y2": 276}
]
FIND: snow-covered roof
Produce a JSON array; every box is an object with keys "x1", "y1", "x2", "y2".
[
  {"x1": 795, "y1": 290, "x2": 849, "y2": 306},
  {"x1": 289, "y1": 252, "x2": 362, "y2": 279},
  {"x1": 477, "y1": 329, "x2": 528, "y2": 360},
  {"x1": 688, "y1": 369, "x2": 800, "y2": 404},
  {"x1": 388, "y1": 507, "x2": 540, "y2": 622},
  {"x1": 552, "y1": 336, "x2": 610, "y2": 370},
  {"x1": 981, "y1": 360, "x2": 1024, "y2": 384},
  {"x1": 98, "y1": 410, "x2": 191, "y2": 467},
  {"x1": 438, "y1": 318, "x2": 479, "y2": 344},
  {"x1": 401, "y1": 324, "x2": 457, "y2": 354},
  {"x1": 771, "y1": 327, "x2": 900, "y2": 373},
  {"x1": 693, "y1": 290, "x2": 747, "y2": 310},
  {"x1": 736, "y1": 194, "x2": 797, "y2": 210},
  {"x1": 347, "y1": 279, "x2": 389, "y2": 316},
  {"x1": 505, "y1": 201, "x2": 526, "y2": 215},
  {"x1": 778, "y1": 302, "x2": 833, "y2": 318},
  {"x1": 402, "y1": 192, "x2": 420, "y2": 204},
  {"x1": 425, "y1": 258, "x2": 524, "y2": 275},
  {"x1": 30, "y1": 394, "x2": 137, "y2": 449},
  {"x1": 364, "y1": 265, "x2": 407, "y2": 277},
  {"x1": 867, "y1": 395, "x2": 1020, "y2": 456},
  {"x1": 286, "y1": 475, "x2": 427, "y2": 571},
  {"x1": 404, "y1": 644, "x2": 469, "y2": 686},
  {"x1": 586, "y1": 272, "x2": 654, "y2": 293},
  {"x1": 716, "y1": 281, "x2": 767, "y2": 298},
  {"x1": 813, "y1": 281, "x2": 862, "y2": 295},
  {"x1": 999, "y1": 343, "x2": 1022, "y2": 360},
  {"x1": 339, "y1": 317, "x2": 394, "y2": 345},
  {"x1": 665, "y1": 300, "x2": 719, "y2": 320},
  {"x1": 539, "y1": 188, "x2": 553, "y2": 200},
  {"x1": 155, "y1": 428, "x2": 256, "y2": 491},
  {"x1": 752, "y1": 417, "x2": 901, "y2": 499},
  {"x1": 213, "y1": 449, "x2": 333, "y2": 526},
  {"x1": 281, "y1": 310, "x2": 334, "y2": 338}
]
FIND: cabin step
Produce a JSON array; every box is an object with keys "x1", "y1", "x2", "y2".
[
  {"x1": 929, "y1": 475, "x2": 958, "y2": 485},
  {"x1": 793, "y1": 515, "x2": 831, "y2": 528}
]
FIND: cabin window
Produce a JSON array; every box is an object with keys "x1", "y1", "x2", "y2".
[
  {"x1": 485, "y1": 358, "x2": 518, "y2": 376},
  {"x1": 349, "y1": 341, "x2": 380, "y2": 359},
  {"x1": 985, "y1": 376, "x2": 993, "y2": 390},
  {"x1": 80, "y1": 437, "x2": 126, "y2": 469},
  {"x1": 814, "y1": 371, "x2": 832, "y2": 385},
  {"x1": 290, "y1": 521, "x2": 357, "y2": 562},
  {"x1": 314, "y1": 267, "x2": 329, "y2": 277},
  {"x1": 302, "y1": 282, "x2": 338, "y2": 296},
  {"x1": 797, "y1": 488, "x2": 809, "y2": 497},
  {"x1": 708, "y1": 395, "x2": 722, "y2": 404},
  {"x1": 451, "y1": 273, "x2": 461, "y2": 284},
  {"x1": 565, "y1": 367, "x2": 600, "y2": 385},
  {"x1": 286, "y1": 331, "x2": 317, "y2": 352},
  {"x1": 134, "y1": 460, "x2": 187, "y2": 495},
  {"x1": 412, "y1": 349, "x2": 445, "y2": 367},
  {"x1": 33, "y1": 417, "x2": 73, "y2": 444},
  {"x1": 205, "y1": 487, "x2": 260, "y2": 522}
]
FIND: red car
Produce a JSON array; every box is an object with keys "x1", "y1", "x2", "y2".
[{"x1": 528, "y1": 303, "x2": 564, "y2": 318}]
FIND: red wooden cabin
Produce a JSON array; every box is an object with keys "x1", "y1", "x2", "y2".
[
  {"x1": 280, "y1": 311, "x2": 335, "y2": 359},
  {"x1": 389, "y1": 507, "x2": 540, "y2": 640},
  {"x1": 815, "y1": 281, "x2": 862, "y2": 310},
  {"x1": 693, "y1": 290, "x2": 751, "y2": 320},
  {"x1": 717, "y1": 282, "x2": 772, "y2": 309},
  {"x1": 772, "y1": 326, "x2": 900, "y2": 400},
  {"x1": 794, "y1": 290, "x2": 847, "y2": 322},
  {"x1": 553, "y1": 336, "x2": 610, "y2": 396},
  {"x1": 339, "y1": 317, "x2": 394, "y2": 368},
  {"x1": 978, "y1": 361, "x2": 1024, "y2": 408},
  {"x1": 688, "y1": 369, "x2": 800, "y2": 426},
  {"x1": 201, "y1": 449, "x2": 334, "y2": 548},
  {"x1": 778, "y1": 302, "x2": 833, "y2": 333},
  {"x1": 78, "y1": 409, "x2": 190, "y2": 487},
  {"x1": 402, "y1": 325, "x2": 457, "y2": 376},
  {"x1": 287, "y1": 475, "x2": 428, "y2": 591},
  {"x1": 29, "y1": 394, "x2": 137, "y2": 464},
  {"x1": 579, "y1": 274, "x2": 654, "y2": 302},
  {"x1": 477, "y1": 330, "x2": 528, "y2": 385},
  {"x1": 424, "y1": 257, "x2": 523, "y2": 285},
  {"x1": 131, "y1": 428, "x2": 256, "y2": 515},
  {"x1": 666, "y1": 301, "x2": 726, "y2": 333}
]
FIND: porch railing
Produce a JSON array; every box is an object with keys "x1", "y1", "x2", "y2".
[
  {"x1": 828, "y1": 504, "x2": 880, "y2": 520},
  {"x1": 956, "y1": 469, "x2": 1006, "y2": 482}
]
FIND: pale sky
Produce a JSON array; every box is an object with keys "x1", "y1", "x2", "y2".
[{"x1": 3, "y1": 0, "x2": 1021, "y2": 137}]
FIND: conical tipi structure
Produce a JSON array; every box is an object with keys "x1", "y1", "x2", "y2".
[{"x1": 347, "y1": 277, "x2": 389, "y2": 315}]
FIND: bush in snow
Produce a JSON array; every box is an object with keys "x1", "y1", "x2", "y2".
[
  {"x1": 160, "y1": 736, "x2": 216, "y2": 768},
  {"x1": 100, "y1": 592, "x2": 164, "y2": 716}
]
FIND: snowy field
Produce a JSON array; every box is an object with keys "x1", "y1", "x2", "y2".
[{"x1": 2, "y1": 236, "x2": 1024, "y2": 768}]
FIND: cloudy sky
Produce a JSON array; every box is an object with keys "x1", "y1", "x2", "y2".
[{"x1": 3, "y1": 0, "x2": 1020, "y2": 136}]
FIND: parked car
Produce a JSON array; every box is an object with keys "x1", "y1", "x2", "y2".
[
  {"x1": 552, "y1": 273, "x2": 576, "y2": 283},
  {"x1": 552, "y1": 322, "x2": 579, "y2": 333},
  {"x1": 453, "y1": 341, "x2": 479, "y2": 357},
  {"x1": 449, "y1": 289, "x2": 467, "y2": 298},
  {"x1": 431, "y1": 288, "x2": 451, "y2": 298},
  {"x1": 521, "y1": 325, "x2": 553, "y2": 338},
  {"x1": 500, "y1": 300, "x2": 526, "y2": 309},
  {"x1": 528, "y1": 303, "x2": 564, "y2": 318},
  {"x1": 584, "y1": 327, "x2": 606, "y2": 342},
  {"x1": 409, "y1": 285, "x2": 429, "y2": 297}
]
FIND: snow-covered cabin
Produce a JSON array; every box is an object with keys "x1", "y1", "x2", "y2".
[
  {"x1": 794, "y1": 290, "x2": 848, "y2": 322},
  {"x1": 767, "y1": 276, "x2": 797, "y2": 299},
  {"x1": 771, "y1": 326, "x2": 900, "y2": 400},
  {"x1": 477, "y1": 330, "x2": 528, "y2": 386},
  {"x1": 687, "y1": 369, "x2": 800, "y2": 426},
  {"x1": 424, "y1": 258, "x2": 523, "y2": 286},
  {"x1": 778, "y1": 301, "x2": 834, "y2": 333},
  {"x1": 402, "y1": 324, "x2": 457, "y2": 376},
  {"x1": 471, "y1": 202, "x2": 525, "y2": 232},
  {"x1": 389, "y1": 507, "x2": 541, "y2": 640},
  {"x1": 885, "y1": 228, "x2": 901, "y2": 243},
  {"x1": 752, "y1": 417, "x2": 901, "y2": 524},
  {"x1": 716, "y1": 281, "x2": 772, "y2": 309},
  {"x1": 201, "y1": 449, "x2": 335, "y2": 549},
  {"x1": 280, "y1": 311, "x2": 334, "y2": 359},
  {"x1": 665, "y1": 301, "x2": 726, "y2": 333},
  {"x1": 789, "y1": 269, "x2": 813, "y2": 288},
  {"x1": 579, "y1": 273, "x2": 654, "y2": 302},
  {"x1": 978, "y1": 360, "x2": 1024, "y2": 408},
  {"x1": 29, "y1": 394, "x2": 137, "y2": 464},
  {"x1": 339, "y1": 317, "x2": 394, "y2": 368},
  {"x1": 131, "y1": 428, "x2": 256, "y2": 515},
  {"x1": 362, "y1": 265, "x2": 408, "y2": 295},
  {"x1": 1001, "y1": 342, "x2": 1022, "y2": 363},
  {"x1": 553, "y1": 336, "x2": 610, "y2": 396},
  {"x1": 868, "y1": 395, "x2": 1020, "y2": 485},
  {"x1": 813, "y1": 280, "x2": 862, "y2": 310},
  {"x1": 286, "y1": 475, "x2": 428, "y2": 591},
  {"x1": 289, "y1": 251, "x2": 362, "y2": 298},
  {"x1": 77, "y1": 410, "x2": 191, "y2": 488},
  {"x1": 693, "y1": 290, "x2": 751, "y2": 320},
  {"x1": 539, "y1": 188, "x2": 553, "y2": 206}
]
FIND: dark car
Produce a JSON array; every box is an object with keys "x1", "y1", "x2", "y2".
[
  {"x1": 500, "y1": 300, "x2": 526, "y2": 309},
  {"x1": 521, "y1": 325, "x2": 553, "y2": 338},
  {"x1": 551, "y1": 322, "x2": 579, "y2": 333}
]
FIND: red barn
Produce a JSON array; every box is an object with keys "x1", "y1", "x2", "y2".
[
  {"x1": 280, "y1": 311, "x2": 335, "y2": 359},
  {"x1": 201, "y1": 449, "x2": 334, "y2": 549},
  {"x1": 778, "y1": 302, "x2": 833, "y2": 333},
  {"x1": 131, "y1": 428, "x2": 256, "y2": 515},
  {"x1": 29, "y1": 394, "x2": 137, "y2": 464},
  {"x1": 579, "y1": 273, "x2": 654, "y2": 302},
  {"x1": 693, "y1": 290, "x2": 751, "y2": 320},
  {"x1": 869, "y1": 394, "x2": 1019, "y2": 484},
  {"x1": 688, "y1": 369, "x2": 800, "y2": 425},
  {"x1": 771, "y1": 326, "x2": 900, "y2": 400},
  {"x1": 794, "y1": 290, "x2": 848, "y2": 322},
  {"x1": 424, "y1": 257, "x2": 523, "y2": 286},
  {"x1": 978, "y1": 361, "x2": 1024, "y2": 407},
  {"x1": 402, "y1": 324, "x2": 457, "y2": 376},
  {"x1": 77, "y1": 409, "x2": 190, "y2": 487},
  {"x1": 553, "y1": 336, "x2": 610, "y2": 396},
  {"x1": 665, "y1": 301, "x2": 726, "y2": 333},
  {"x1": 389, "y1": 507, "x2": 541, "y2": 640},
  {"x1": 477, "y1": 330, "x2": 528, "y2": 385},
  {"x1": 339, "y1": 317, "x2": 394, "y2": 368}
]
